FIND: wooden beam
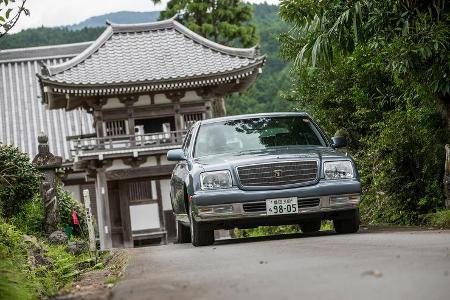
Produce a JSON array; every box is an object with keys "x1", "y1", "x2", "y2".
[{"x1": 105, "y1": 164, "x2": 176, "y2": 181}]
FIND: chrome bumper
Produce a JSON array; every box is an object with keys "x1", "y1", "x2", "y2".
[{"x1": 193, "y1": 194, "x2": 360, "y2": 222}]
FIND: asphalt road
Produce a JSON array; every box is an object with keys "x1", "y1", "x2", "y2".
[{"x1": 111, "y1": 228, "x2": 450, "y2": 300}]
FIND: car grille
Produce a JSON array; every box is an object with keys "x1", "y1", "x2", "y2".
[
  {"x1": 298, "y1": 198, "x2": 320, "y2": 209},
  {"x1": 237, "y1": 160, "x2": 318, "y2": 188},
  {"x1": 242, "y1": 198, "x2": 320, "y2": 213}
]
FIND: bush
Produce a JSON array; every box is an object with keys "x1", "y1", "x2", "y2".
[
  {"x1": 10, "y1": 194, "x2": 45, "y2": 237},
  {"x1": 56, "y1": 184, "x2": 88, "y2": 237},
  {"x1": 421, "y1": 210, "x2": 450, "y2": 229},
  {"x1": 0, "y1": 145, "x2": 42, "y2": 219},
  {"x1": 0, "y1": 220, "x2": 34, "y2": 300}
]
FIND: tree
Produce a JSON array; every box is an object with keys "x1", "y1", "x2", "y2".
[
  {"x1": 153, "y1": 0, "x2": 257, "y2": 47},
  {"x1": 0, "y1": 145, "x2": 41, "y2": 218},
  {"x1": 0, "y1": 0, "x2": 29, "y2": 39},
  {"x1": 279, "y1": 0, "x2": 450, "y2": 224}
]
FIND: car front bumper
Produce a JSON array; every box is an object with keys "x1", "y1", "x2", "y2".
[{"x1": 191, "y1": 180, "x2": 361, "y2": 228}]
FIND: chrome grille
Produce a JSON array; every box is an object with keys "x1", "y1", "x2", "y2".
[
  {"x1": 237, "y1": 161, "x2": 318, "y2": 187},
  {"x1": 242, "y1": 198, "x2": 320, "y2": 213}
]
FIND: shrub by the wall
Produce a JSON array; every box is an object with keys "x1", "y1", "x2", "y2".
[
  {"x1": 0, "y1": 145, "x2": 42, "y2": 218},
  {"x1": 56, "y1": 184, "x2": 88, "y2": 237}
]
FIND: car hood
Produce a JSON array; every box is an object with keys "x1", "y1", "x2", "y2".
[{"x1": 192, "y1": 146, "x2": 348, "y2": 171}]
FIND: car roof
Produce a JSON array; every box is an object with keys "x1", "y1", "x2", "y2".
[{"x1": 199, "y1": 112, "x2": 312, "y2": 125}]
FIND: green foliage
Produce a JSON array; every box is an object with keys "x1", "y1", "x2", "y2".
[
  {"x1": 227, "y1": 4, "x2": 293, "y2": 115},
  {"x1": 10, "y1": 193, "x2": 45, "y2": 236},
  {"x1": 234, "y1": 225, "x2": 300, "y2": 238},
  {"x1": 57, "y1": 184, "x2": 88, "y2": 237},
  {"x1": 422, "y1": 209, "x2": 450, "y2": 229},
  {"x1": 279, "y1": 0, "x2": 450, "y2": 224},
  {"x1": 157, "y1": 0, "x2": 257, "y2": 47},
  {"x1": 0, "y1": 26, "x2": 104, "y2": 50},
  {"x1": 0, "y1": 218, "x2": 92, "y2": 299},
  {"x1": 0, "y1": 145, "x2": 41, "y2": 219},
  {"x1": 0, "y1": 0, "x2": 29, "y2": 38},
  {"x1": 44, "y1": 243, "x2": 90, "y2": 288},
  {"x1": 0, "y1": 219, "x2": 33, "y2": 300}
]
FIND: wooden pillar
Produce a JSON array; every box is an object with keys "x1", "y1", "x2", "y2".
[
  {"x1": 205, "y1": 99, "x2": 213, "y2": 119},
  {"x1": 213, "y1": 96, "x2": 226, "y2": 117},
  {"x1": 94, "y1": 110, "x2": 104, "y2": 138},
  {"x1": 120, "y1": 96, "x2": 138, "y2": 136},
  {"x1": 95, "y1": 168, "x2": 113, "y2": 249},
  {"x1": 118, "y1": 181, "x2": 133, "y2": 248}
]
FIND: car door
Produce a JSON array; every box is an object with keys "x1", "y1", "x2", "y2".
[{"x1": 171, "y1": 128, "x2": 194, "y2": 214}]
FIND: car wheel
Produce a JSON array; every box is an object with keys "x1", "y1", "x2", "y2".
[
  {"x1": 333, "y1": 209, "x2": 360, "y2": 234},
  {"x1": 189, "y1": 204, "x2": 215, "y2": 247},
  {"x1": 176, "y1": 220, "x2": 191, "y2": 243},
  {"x1": 300, "y1": 220, "x2": 321, "y2": 233}
]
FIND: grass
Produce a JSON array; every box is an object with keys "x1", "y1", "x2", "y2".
[
  {"x1": 421, "y1": 209, "x2": 450, "y2": 229},
  {"x1": 0, "y1": 219, "x2": 98, "y2": 299},
  {"x1": 233, "y1": 221, "x2": 335, "y2": 238}
]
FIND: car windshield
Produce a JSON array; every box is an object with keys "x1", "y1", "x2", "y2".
[{"x1": 194, "y1": 116, "x2": 327, "y2": 157}]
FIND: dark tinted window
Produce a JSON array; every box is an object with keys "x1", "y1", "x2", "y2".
[{"x1": 194, "y1": 116, "x2": 326, "y2": 157}]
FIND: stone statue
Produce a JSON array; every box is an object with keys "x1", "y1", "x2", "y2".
[{"x1": 33, "y1": 133, "x2": 62, "y2": 234}]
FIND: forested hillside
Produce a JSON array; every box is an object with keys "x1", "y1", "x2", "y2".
[{"x1": 0, "y1": 4, "x2": 289, "y2": 115}]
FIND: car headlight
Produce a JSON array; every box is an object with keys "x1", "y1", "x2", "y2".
[
  {"x1": 200, "y1": 170, "x2": 232, "y2": 190},
  {"x1": 324, "y1": 161, "x2": 354, "y2": 180}
]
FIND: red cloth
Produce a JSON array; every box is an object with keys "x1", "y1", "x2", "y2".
[{"x1": 72, "y1": 210, "x2": 79, "y2": 225}]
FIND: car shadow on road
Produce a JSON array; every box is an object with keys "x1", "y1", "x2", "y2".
[{"x1": 215, "y1": 230, "x2": 338, "y2": 246}]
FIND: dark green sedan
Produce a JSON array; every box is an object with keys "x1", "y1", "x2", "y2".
[{"x1": 167, "y1": 113, "x2": 361, "y2": 246}]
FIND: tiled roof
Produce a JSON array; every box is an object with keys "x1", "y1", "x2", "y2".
[
  {"x1": 0, "y1": 44, "x2": 94, "y2": 160},
  {"x1": 0, "y1": 42, "x2": 92, "y2": 63},
  {"x1": 40, "y1": 19, "x2": 265, "y2": 87}
]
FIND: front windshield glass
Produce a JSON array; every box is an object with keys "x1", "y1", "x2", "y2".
[{"x1": 194, "y1": 116, "x2": 327, "y2": 157}]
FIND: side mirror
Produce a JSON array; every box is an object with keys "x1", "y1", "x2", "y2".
[
  {"x1": 332, "y1": 136, "x2": 347, "y2": 148},
  {"x1": 167, "y1": 148, "x2": 187, "y2": 161}
]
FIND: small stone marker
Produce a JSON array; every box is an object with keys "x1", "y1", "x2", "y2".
[{"x1": 83, "y1": 189, "x2": 97, "y2": 262}]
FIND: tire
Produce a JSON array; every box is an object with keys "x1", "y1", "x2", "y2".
[
  {"x1": 176, "y1": 220, "x2": 191, "y2": 243},
  {"x1": 333, "y1": 209, "x2": 360, "y2": 234},
  {"x1": 189, "y1": 205, "x2": 215, "y2": 247},
  {"x1": 300, "y1": 220, "x2": 321, "y2": 233}
]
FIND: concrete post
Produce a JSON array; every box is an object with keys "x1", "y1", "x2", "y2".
[{"x1": 95, "y1": 169, "x2": 113, "y2": 249}]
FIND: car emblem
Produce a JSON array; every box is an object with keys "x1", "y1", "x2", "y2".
[{"x1": 274, "y1": 169, "x2": 283, "y2": 177}]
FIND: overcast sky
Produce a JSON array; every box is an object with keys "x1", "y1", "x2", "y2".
[{"x1": 11, "y1": 0, "x2": 279, "y2": 33}]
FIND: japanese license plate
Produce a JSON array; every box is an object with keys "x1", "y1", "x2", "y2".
[{"x1": 266, "y1": 197, "x2": 298, "y2": 215}]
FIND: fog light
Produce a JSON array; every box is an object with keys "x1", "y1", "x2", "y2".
[
  {"x1": 197, "y1": 205, "x2": 234, "y2": 216},
  {"x1": 198, "y1": 207, "x2": 214, "y2": 215},
  {"x1": 213, "y1": 205, "x2": 233, "y2": 214},
  {"x1": 330, "y1": 195, "x2": 360, "y2": 205}
]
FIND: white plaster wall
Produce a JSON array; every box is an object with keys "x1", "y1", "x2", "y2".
[
  {"x1": 140, "y1": 156, "x2": 158, "y2": 168},
  {"x1": 64, "y1": 185, "x2": 81, "y2": 202},
  {"x1": 129, "y1": 203, "x2": 160, "y2": 230},
  {"x1": 135, "y1": 95, "x2": 152, "y2": 106},
  {"x1": 106, "y1": 159, "x2": 132, "y2": 171},
  {"x1": 103, "y1": 97, "x2": 125, "y2": 109},
  {"x1": 154, "y1": 93, "x2": 171, "y2": 104},
  {"x1": 160, "y1": 155, "x2": 172, "y2": 166},
  {"x1": 180, "y1": 90, "x2": 203, "y2": 102},
  {"x1": 160, "y1": 179, "x2": 172, "y2": 210}
]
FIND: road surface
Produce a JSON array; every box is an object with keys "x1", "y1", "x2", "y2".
[{"x1": 111, "y1": 228, "x2": 450, "y2": 300}]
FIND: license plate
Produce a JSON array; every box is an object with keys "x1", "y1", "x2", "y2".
[{"x1": 266, "y1": 197, "x2": 298, "y2": 215}]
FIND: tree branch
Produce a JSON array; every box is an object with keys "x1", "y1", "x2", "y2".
[{"x1": 0, "y1": 0, "x2": 28, "y2": 39}]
